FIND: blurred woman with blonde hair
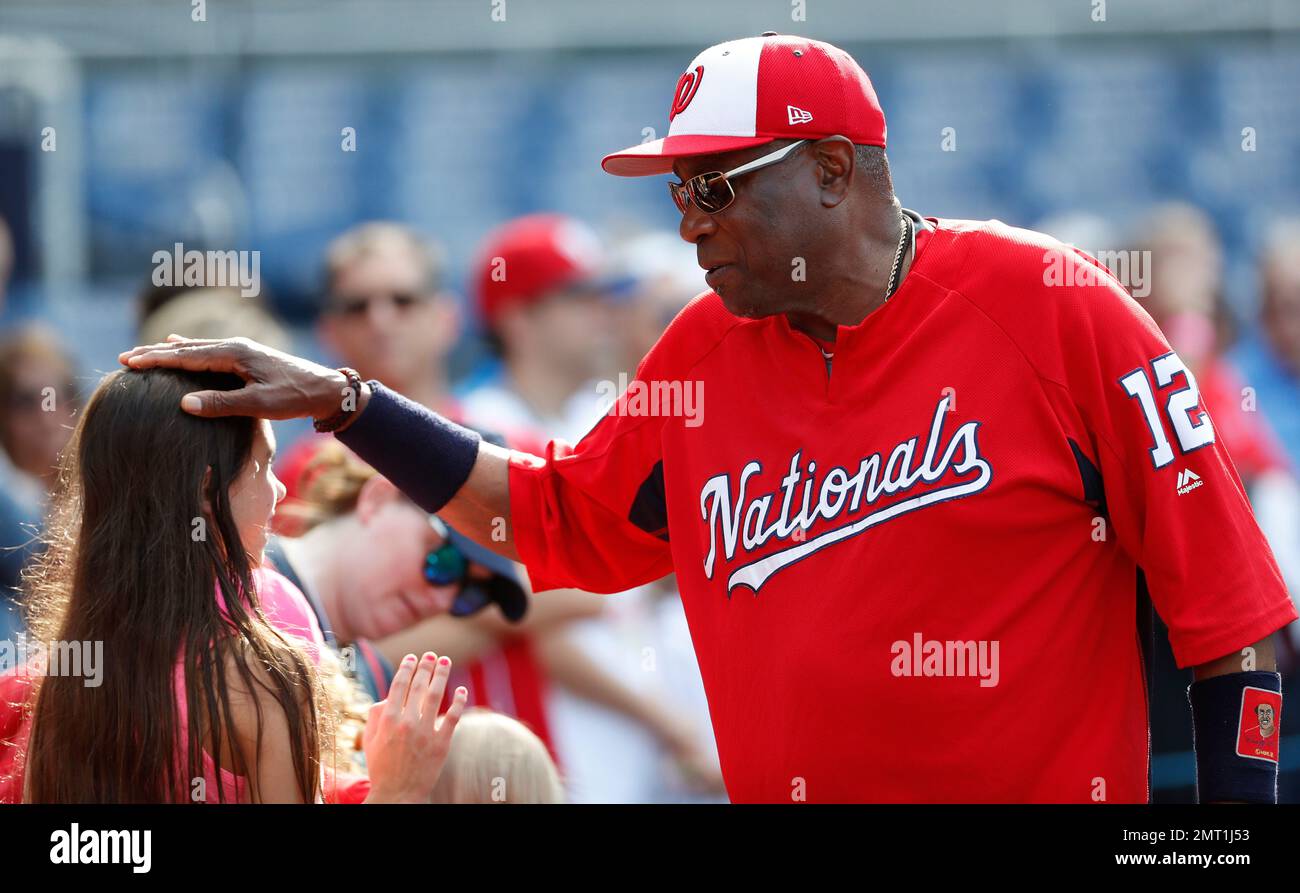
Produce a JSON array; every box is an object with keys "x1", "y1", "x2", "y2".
[{"x1": 431, "y1": 708, "x2": 564, "y2": 804}]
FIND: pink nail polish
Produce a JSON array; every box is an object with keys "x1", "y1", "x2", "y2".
[{"x1": 439, "y1": 657, "x2": 451, "y2": 667}]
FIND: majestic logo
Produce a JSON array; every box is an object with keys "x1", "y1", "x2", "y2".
[
  {"x1": 786, "y1": 104, "x2": 813, "y2": 125},
  {"x1": 1175, "y1": 468, "x2": 1202, "y2": 495},
  {"x1": 669, "y1": 66, "x2": 705, "y2": 121},
  {"x1": 699, "y1": 396, "x2": 992, "y2": 595}
]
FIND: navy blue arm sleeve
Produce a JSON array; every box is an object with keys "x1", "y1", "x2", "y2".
[{"x1": 334, "y1": 380, "x2": 482, "y2": 514}]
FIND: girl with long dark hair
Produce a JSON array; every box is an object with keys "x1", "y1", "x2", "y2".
[{"x1": 13, "y1": 367, "x2": 465, "y2": 803}]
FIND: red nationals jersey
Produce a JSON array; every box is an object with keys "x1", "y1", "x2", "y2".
[{"x1": 507, "y1": 216, "x2": 1297, "y2": 803}]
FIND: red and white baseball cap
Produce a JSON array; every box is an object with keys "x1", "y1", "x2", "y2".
[
  {"x1": 471, "y1": 213, "x2": 606, "y2": 327},
  {"x1": 602, "y1": 33, "x2": 887, "y2": 177}
]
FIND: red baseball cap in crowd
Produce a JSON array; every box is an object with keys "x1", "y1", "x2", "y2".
[
  {"x1": 602, "y1": 33, "x2": 887, "y2": 177},
  {"x1": 472, "y1": 213, "x2": 608, "y2": 328}
]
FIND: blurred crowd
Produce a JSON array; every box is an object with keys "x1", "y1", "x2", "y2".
[{"x1": 2, "y1": 201, "x2": 1300, "y2": 801}]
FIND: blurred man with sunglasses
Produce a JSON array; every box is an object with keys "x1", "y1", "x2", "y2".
[
  {"x1": 319, "y1": 221, "x2": 461, "y2": 416},
  {"x1": 275, "y1": 222, "x2": 462, "y2": 517},
  {"x1": 123, "y1": 33, "x2": 1296, "y2": 804},
  {"x1": 270, "y1": 222, "x2": 575, "y2": 758}
]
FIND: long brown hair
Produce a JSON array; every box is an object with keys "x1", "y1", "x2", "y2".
[{"x1": 22, "y1": 368, "x2": 327, "y2": 802}]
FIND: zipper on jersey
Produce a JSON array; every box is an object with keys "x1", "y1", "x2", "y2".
[
  {"x1": 783, "y1": 317, "x2": 837, "y2": 395},
  {"x1": 817, "y1": 339, "x2": 835, "y2": 398}
]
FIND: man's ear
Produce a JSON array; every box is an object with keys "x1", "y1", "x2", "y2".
[
  {"x1": 814, "y1": 136, "x2": 856, "y2": 208},
  {"x1": 354, "y1": 473, "x2": 400, "y2": 524}
]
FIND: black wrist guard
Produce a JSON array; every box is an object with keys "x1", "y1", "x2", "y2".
[{"x1": 1188, "y1": 671, "x2": 1282, "y2": 804}]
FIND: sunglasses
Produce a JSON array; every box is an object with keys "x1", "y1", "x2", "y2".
[
  {"x1": 423, "y1": 539, "x2": 466, "y2": 587},
  {"x1": 423, "y1": 520, "x2": 497, "y2": 618},
  {"x1": 328, "y1": 290, "x2": 428, "y2": 318},
  {"x1": 423, "y1": 540, "x2": 491, "y2": 617},
  {"x1": 668, "y1": 139, "x2": 809, "y2": 215}
]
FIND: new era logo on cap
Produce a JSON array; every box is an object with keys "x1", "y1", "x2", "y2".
[{"x1": 602, "y1": 33, "x2": 887, "y2": 176}]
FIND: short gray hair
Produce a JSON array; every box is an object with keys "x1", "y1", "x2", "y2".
[{"x1": 853, "y1": 144, "x2": 893, "y2": 200}]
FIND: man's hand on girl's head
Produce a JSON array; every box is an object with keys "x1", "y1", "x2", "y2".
[{"x1": 118, "y1": 334, "x2": 370, "y2": 423}]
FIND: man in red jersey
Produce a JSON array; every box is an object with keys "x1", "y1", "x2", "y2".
[{"x1": 120, "y1": 34, "x2": 1296, "y2": 803}]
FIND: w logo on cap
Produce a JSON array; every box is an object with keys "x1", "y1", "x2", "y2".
[
  {"x1": 787, "y1": 105, "x2": 813, "y2": 125},
  {"x1": 669, "y1": 66, "x2": 705, "y2": 121}
]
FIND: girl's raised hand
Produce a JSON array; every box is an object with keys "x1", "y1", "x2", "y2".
[{"x1": 362, "y1": 652, "x2": 467, "y2": 803}]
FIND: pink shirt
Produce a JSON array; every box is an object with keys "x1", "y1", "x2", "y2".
[
  {"x1": 1, "y1": 567, "x2": 334, "y2": 803},
  {"x1": 175, "y1": 566, "x2": 328, "y2": 803}
]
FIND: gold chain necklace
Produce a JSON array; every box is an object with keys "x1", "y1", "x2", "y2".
[{"x1": 884, "y1": 211, "x2": 911, "y2": 302}]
